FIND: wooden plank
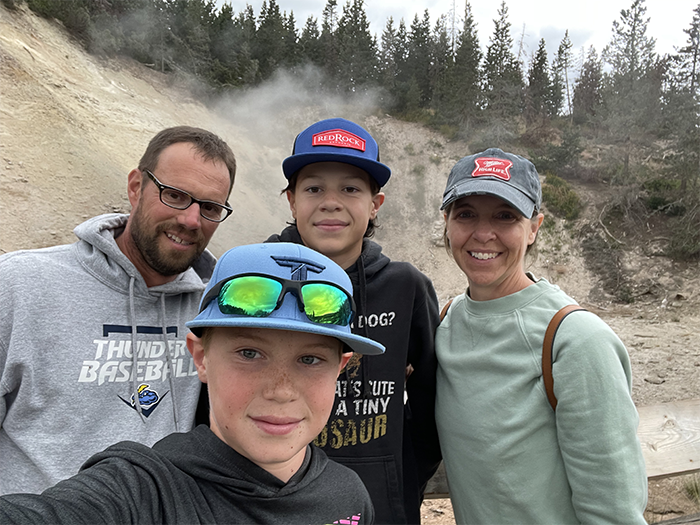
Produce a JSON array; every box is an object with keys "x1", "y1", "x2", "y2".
[
  {"x1": 637, "y1": 399, "x2": 700, "y2": 480},
  {"x1": 655, "y1": 513, "x2": 700, "y2": 524}
]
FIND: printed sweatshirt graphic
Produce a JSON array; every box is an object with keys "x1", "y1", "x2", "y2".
[
  {"x1": 266, "y1": 226, "x2": 441, "y2": 525},
  {"x1": 0, "y1": 426, "x2": 375, "y2": 524},
  {"x1": 0, "y1": 214, "x2": 215, "y2": 495}
]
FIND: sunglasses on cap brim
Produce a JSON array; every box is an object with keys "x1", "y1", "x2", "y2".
[{"x1": 199, "y1": 274, "x2": 356, "y2": 327}]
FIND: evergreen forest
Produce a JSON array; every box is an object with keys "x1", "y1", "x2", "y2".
[{"x1": 4, "y1": 0, "x2": 700, "y2": 262}]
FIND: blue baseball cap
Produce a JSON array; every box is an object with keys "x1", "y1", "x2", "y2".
[
  {"x1": 282, "y1": 118, "x2": 391, "y2": 187},
  {"x1": 186, "y1": 243, "x2": 385, "y2": 355}
]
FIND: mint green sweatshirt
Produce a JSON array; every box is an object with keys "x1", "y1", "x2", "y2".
[{"x1": 435, "y1": 278, "x2": 647, "y2": 524}]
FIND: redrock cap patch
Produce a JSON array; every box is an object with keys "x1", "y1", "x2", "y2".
[
  {"x1": 441, "y1": 148, "x2": 542, "y2": 217},
  {"x1": 283, "y1": 117, "x2": 391, "y2": 187},
  {"x1": 187, "y1": 243, "x2": 385, "y2": 356}
]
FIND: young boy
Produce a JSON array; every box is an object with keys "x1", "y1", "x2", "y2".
[
  {"x1": 0, "y1": 243, "x2": 383, "y2": 525},
  {"x1": 267, "y1": 118, "x2": 442, "y2": 524}
]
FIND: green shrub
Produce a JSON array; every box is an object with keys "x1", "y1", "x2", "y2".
[
  {"x1": 542, "y1": 173, "x2": 583, "y2": 220},
  {"x1": 685, "y1": 475, "x2": 700, "y2": 506},
  {"x1": 404, "y1": 144, "x2": 416, "y2": 155},
  {"x1": 411, "y1": 164, "x2": 426, "y2": 177}
]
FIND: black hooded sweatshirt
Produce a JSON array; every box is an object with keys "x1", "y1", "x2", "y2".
[
  {"x1": 0, "y1": 426, "x2": 374, "y2": 524},
  {"x1": 265, "y1": 226, "x2": 442, "y2": 525}
]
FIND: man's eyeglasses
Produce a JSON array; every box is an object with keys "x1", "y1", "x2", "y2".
[
  {"x1": 200, "y1": 274, "x2": 355, "y2": 326},
  {"x1": 144, "y1": 169, "x2": 233, "y2": 222}
]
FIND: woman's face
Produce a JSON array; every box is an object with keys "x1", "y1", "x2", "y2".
[{"x1": 444, "y1": 194, "x2": 544, "y2": 301}]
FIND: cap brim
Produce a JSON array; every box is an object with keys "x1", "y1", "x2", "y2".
[
  {"x1": 187, "y1": 317, "x2": 384, "y2": 355},
  {"x1": 441, "y1": 178, "x2": 535, "y2": 217},
  {"x1": 283, "y1": 153, "x2": 391, "y2": 187},
  {"x1": 186, "y1": 295, "x2": 385, "y2": 355}
]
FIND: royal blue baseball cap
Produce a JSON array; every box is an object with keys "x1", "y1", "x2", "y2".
[
  {"x1": 186, "y1": 243, "x2": 385, "y2": 355},
  {"x1": 282, "y1": 117, "x2": 391, "y2": 187}
]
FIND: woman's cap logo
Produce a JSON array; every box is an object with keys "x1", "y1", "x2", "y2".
[{"x1": 472, "y1": 157, "x2": 512, "y2": 181}]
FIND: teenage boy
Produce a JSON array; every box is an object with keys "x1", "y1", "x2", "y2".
[
  {"x1": 0, "y1": 243, "x2": 383, "y2": 524},
  {"x1": 267, "y1": 118, "x2": 442, "y2": 524}
]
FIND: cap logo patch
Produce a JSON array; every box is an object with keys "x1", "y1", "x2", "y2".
[
  {"x1": 472, "y1": 157, "x2": 512, "y2": 181},
  {"x1": 312, "y1": 129, "x2": 366, "y2": 152},
  {"x1": 272, "y1": 255, "x2": 325, "y2": 281}
]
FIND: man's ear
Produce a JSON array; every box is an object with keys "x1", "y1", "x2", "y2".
[
  {"x1": 186, "y1": 332, "x2": 208, "y2": 384},
  {"x1": 126, "y1": 168, "x2": 144, "y2": 209}
]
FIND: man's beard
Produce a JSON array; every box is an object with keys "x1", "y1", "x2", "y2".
[{"x1": 130, "y1": 208, "x2": 205, "y2": 277}]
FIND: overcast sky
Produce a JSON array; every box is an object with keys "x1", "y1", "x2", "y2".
[{"x1": 216, "y1": 0, "x2": 698, "y2": 62}]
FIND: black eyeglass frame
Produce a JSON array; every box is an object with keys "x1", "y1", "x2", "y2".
[
  {"x1": 143, "y1": 169, "x2": 233, "y2": 223},
  {"x1": 199, "y1": 273, "x2": 356, "y2": 326}
]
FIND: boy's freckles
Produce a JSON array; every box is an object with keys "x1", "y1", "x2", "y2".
[{"x1": 187, "y1": 326, "x2": 351, "y2": 483}]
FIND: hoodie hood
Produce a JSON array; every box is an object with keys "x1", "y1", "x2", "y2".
[{"x1": 73, "y1": 213, "x2": 216, "y2": 299}]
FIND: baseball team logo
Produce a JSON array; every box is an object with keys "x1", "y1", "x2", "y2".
[{"x1": 118, "y1": 383, "x2": 169, "y2": 418}]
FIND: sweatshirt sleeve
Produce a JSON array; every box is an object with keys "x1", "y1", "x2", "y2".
[
  {"x1": 404, "y1": 270, "x2": 442, "y2": 492},
  {"x1": 552, "y1": 312, "x2": 648, "y2": 524},
  {"x1": 0, "y1": 443, "x2": 202, "y2": 524}
]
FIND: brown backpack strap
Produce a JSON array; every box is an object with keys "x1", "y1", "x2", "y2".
[
  {"x1": 439, "y1": 299, "x2": 454, "y2": 322},
  {"x1": 542, "y1": 305, "x2": 587, "y2": 411}
]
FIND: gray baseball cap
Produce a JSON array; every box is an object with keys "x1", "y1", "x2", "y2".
[{"x1": 441, "y1": 148, "x2": 542, "y2": 217}]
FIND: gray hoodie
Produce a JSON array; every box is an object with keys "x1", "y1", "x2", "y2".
[{"x1": 0, "y1": 214, "x2": 215, "y2": 495}]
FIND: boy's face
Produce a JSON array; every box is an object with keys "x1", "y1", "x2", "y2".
[
  {"x1": 187, "y1": 327, "x2": 352, "y2": 483},
  {"x1": 287, "y1": 162, "x2": 384, "y2": 269}
]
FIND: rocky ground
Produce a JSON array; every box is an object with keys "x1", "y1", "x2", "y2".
[{"x1": 1, "y1": 3, "x2": 698, "y2": 523}]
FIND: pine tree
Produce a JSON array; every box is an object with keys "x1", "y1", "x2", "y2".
[
  {"x1": 552, "y1": 30, "x2": 573, "y2": 117},
  {"x1": 379, "y1": 17, "x2": 399, "y2": 94},
  {"x1": 282, "y1": 11, "x2": 299, "y2": 69},
  {"x1": 525, "y1": 38, "x2": 553, "y2": 125},
  {"x1": 255, "y1": 0, "x2": 286, "y2": 79},
  {"x1": 406, "y1": 10, "x2": 433, "y2": 108},
  {"x1": 336, "y1": 0, "x2": 377, "y2": 91},
  {"x1": 165, "y1": 0, "x2": 216, "y2": 76},
  {"x1": 662, "y1": 4, "x2": 700, "y2": 193},
  {"x1": 429, "y1": 14, "x2": 453, "y2": 110},
  {"x1": 383, "y1": 17, "x2": 410, "y2": 111},
  {"x1": 440, "y1": 0, "x2": 482, "y2": 130},
  {"x1": 299, "y1": 16, "x2": 322, "y2": 67},
  {"x1": 675, "y1": 3, "x2": 700, "y2": 103},
  {"x1": 482, "y1": 1, "x2": 523, "y2": 119},
  {"x1": 602, "y1": 0, "x2": 661, "y2": 135},
  {"x1": 572, "y1": 46, "x2": 604, "y2": 125},
  {"x1": 320, "y1": 0, "x2": 341, "y2": 85}
]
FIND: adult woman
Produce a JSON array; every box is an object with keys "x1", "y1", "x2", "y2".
[{"x1": 435, "y1": 148, "x2": 647, "y2": 524}]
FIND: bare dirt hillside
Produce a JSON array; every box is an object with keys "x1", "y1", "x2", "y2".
[{"x1": 1, "y1": 4, "x2": 699, "y2": 523}]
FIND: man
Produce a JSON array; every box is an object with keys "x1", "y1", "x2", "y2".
[{"x1": 0, "y1": 126, "x2": 236, "y2": 495}]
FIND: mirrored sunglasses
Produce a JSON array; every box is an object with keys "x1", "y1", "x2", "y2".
[{"x1": 200, "y1": 274, "x2": 355, "y2": 326}]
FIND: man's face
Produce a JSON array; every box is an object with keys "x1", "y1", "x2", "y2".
[
  {"x1": 126, "y1": 142, "x2": 230, "y2": 281},
  {"x1": 187, "y1": 327, "x2": 352, "y2": 483}
]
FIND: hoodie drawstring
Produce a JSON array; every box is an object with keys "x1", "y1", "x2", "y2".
[
  {"x1": 129, "y1": 277, "x2": 146, "y2": 423},
  {"x1": 160, "y1": 293, "x2": 180, "y2": 432},
  {"x1": 357, "y1": 253, "x2": 372, "y2": 399}
]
